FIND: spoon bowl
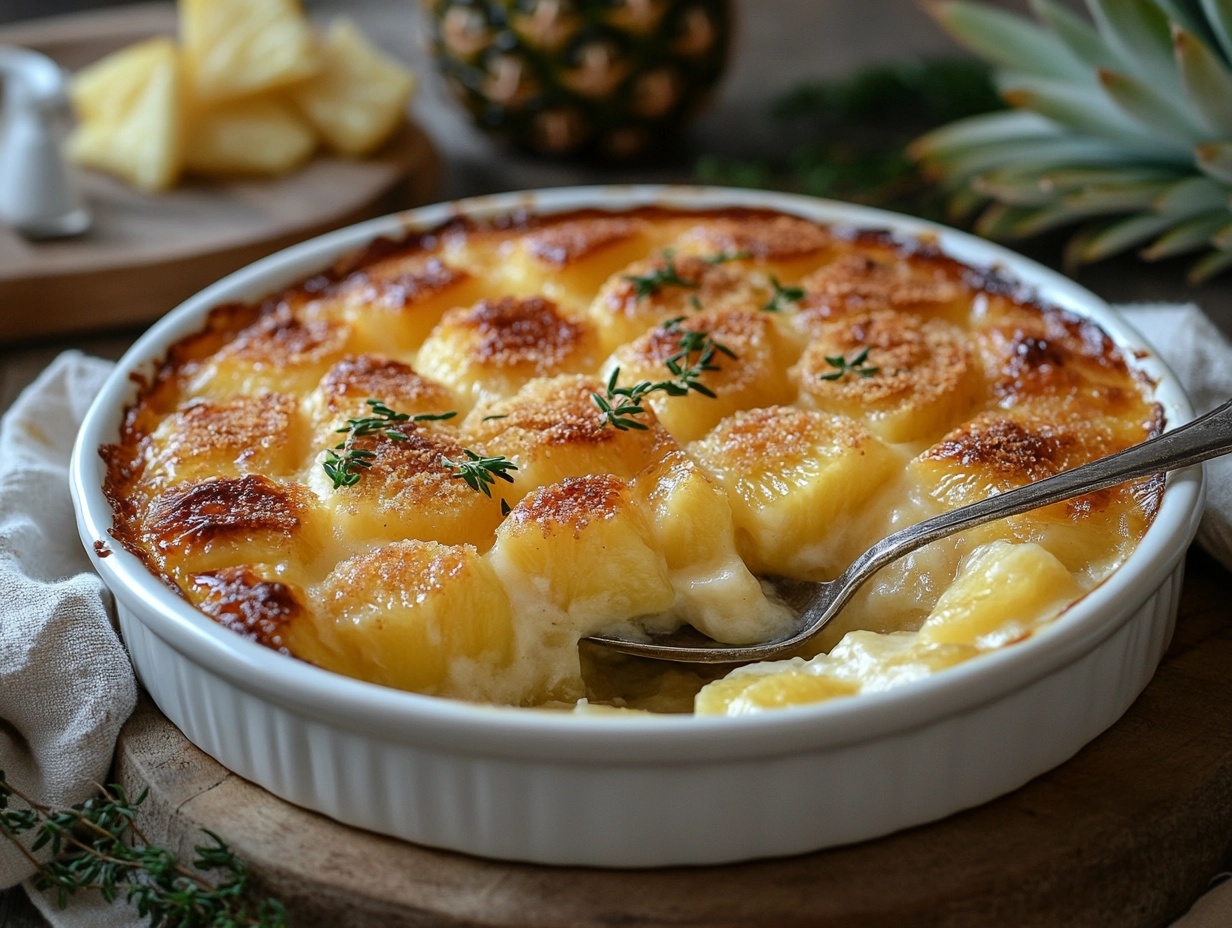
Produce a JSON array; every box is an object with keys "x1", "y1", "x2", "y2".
[{"x1": 587, "y1": 397, "x2": 1232, "y2": 664}]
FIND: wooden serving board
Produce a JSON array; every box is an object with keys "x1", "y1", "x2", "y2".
[
  {"x1": 114, "y1": 547, "x2": 1232, "y2": 928},
  {"x1": 0, "y1": 4, "x2": 441, "y2": 344}
]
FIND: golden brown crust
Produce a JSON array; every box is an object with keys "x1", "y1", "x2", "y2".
[
  {"x1": 798, "y1": 249, "x2": 972, "y2": 327},
  {"x1": 524, "y1": 218, "x2": 639, "y2": 266},
  {"x1": 145, "y1": 474, "x2": 308, "y2": 552},
  {"x1": 679, "y1": 215, "x2": 832, "y2": 259},
  {"x1": 316, "y1": 355, "x2": 455, "y2": 413},
  {"x1": 191, "y1": 566, "x2": 304, "y2": 653},
  {"x1": 509, "y1": 474, "x2": 628, "y2": 539},
  {"x1": 345, "y1": 256, "x2": 469, "y2": 311}
]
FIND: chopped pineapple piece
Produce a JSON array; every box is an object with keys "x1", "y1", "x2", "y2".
[
  {"x1": 417, "y1": 297, "x2": 602, "y2": 411},
  {"x1": 688, "y1": 407, "x2": 901, "y2": 576},
  {"x1": 696, "y1": 664, "x2": 859, "y2": 715},
  {"x1": 183, "y1": 94, "x2": 316, "y2": 177},
  {"x1": 633, "y1": 451, "x2": 794, "y2": 644},
  {"x1": 601, "y1": 309, "x2": 798, "y2": 443},
  {"x1": 488, "y1": 474, "x2": 676, "y2": 703},
  {"x1": 68, "y1": 37, "x2": 183, "y2": 192},
  {"x1": 287, "y1": 17, "x2": 415, "y2": 156},
  {"x1": 489, "y1": 475, "x2": 674, "y2": 631},
  {"x1": 463, "y1": 375, "x2": 676, "y2": 502},
  {"x1": 180, "y1": 0, "x2": 319, "y2": 103},
  {"x1": 794, "y1": 310, "x2": 981, "y2": 443},
  {"x1": 917, "y1": 540, "x2": 1082, "y2": 649},
  {"x1": 297, "y1": 541, "x2": 516, "y2": 699}
]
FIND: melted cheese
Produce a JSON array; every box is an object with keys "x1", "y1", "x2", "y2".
[{"x1": 102, "y1": 206, "x2": 1163, "y2": 714}]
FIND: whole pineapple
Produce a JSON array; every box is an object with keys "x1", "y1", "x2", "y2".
[
  {"x1": 914, "y1": 0, "x2": 1232, "y2": 282},
  {"x1": 421, "y1": 0, "x2": 730, "y2": 158}
]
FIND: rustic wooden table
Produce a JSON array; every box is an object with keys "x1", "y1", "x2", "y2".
[{"x1": 2, "y1": 1, "x2": 1231, "y2": 926}]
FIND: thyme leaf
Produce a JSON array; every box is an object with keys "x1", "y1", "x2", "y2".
[
  {"x1": 761, "y1": 275, "x2": 805, "y2": 313},
  {"x1": 818, "y1": 346, "x2": 880, "y2": 380},
  {"x1": 442, "y1": 450, "x2": 519, "y2": 497}
]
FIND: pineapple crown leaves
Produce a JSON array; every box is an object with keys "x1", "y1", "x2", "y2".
[{"x1": 914, "y1": 0, "x2": 1232, "y2": 282}]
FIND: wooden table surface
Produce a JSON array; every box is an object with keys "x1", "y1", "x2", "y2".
[{"x1": 2, "y1": 1, "x2": 1231, "y2": 926}]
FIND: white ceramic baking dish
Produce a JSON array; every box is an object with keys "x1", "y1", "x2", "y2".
[{"x1": 69, "y1": 186, "x2": 1204, "y2": 867}]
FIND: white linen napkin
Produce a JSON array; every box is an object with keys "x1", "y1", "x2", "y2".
[{"x1": 0, "y1": 303, "x2": 1228, "y2": 926}]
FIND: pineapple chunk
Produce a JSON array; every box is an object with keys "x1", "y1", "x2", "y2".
[
  {"x1": 794, "y1": 310, "x2": 981, "y2": 444},
  {"x1": 917, "y1": 540, "x2": 1082, "y2": 649},
  {"x1": 180, "y1": 0, "x2": 319, "y2": 103},
  {"x1": 488, "y1": 475, "x2": 677, "y2": 703},
  {"x1": 297, "y1": 541, "x2": 516, "y2": 700},
  {"x1": 587, "y1": 251, "x2": 764, "y2": 351},
  {"x1": 183, "y1": 94, "x2": 316, "y2": 177},
  {"x1": 462, "y1": 375, "x2": 676, "y2": 503},
  {"x1": 507, "y1": 218, "x2": 652, "y2": 314},
  {"x1": 68, "y1": 37, "x2": 183, "y2": 192},
  {"x1": 688, "y1": 407, "x2": 901, "y2": 577},
  {"x1": 489, "y1": 475, "x2": 674, "y2": 632},
  {"x1": 632, "y1": 451, "x2": 794, "y2": 645},
  {"x1": 695, "y1": 665, "x2": 860, "y2": 716},
  {"x1": 287, "y1": 17, "x2": 416, "y2": 156},
  {"x1": 417, "y1": 296, "x2": 602, "y2": 411},
  {"x1": 601, "y1": 309, "x2": 798, "y2": 443},
  {"x1": 307, "y1": 419, "x2": 508, "y2": 552}
]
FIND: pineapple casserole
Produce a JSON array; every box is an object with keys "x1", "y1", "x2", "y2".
[{"x1": 100, "y1": 206, "x2": 1163, "y2": 714}]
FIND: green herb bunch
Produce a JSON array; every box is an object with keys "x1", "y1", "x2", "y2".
[{"x1": 0, "y1": 770, "x2": 285, "y2": 927}]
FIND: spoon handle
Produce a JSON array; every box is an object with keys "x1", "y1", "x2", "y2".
[{"x1": 819, "y1": 397, "x2": 1232, "y2": 630}]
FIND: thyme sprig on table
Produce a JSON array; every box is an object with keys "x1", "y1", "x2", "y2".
[
  {"x1": 0, "y1": 769, "x2": 286, "y2": 927},
  {"x1": 322, "y1": 399, "x2": 457, "y2": 489},
  {"x1": 593, "y1": 320, "x2": 737, "y2": 430},
  {"x1": 819, "y1": 346, "x2": 880, "y2": 381}
]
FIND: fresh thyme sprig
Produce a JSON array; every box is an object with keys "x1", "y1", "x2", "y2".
[
  {"x1": 323, "y1": 398, "x2": 457, "y2": 489},
  {"x1": 761, "y1": 275, "x2": 805, "y2": 313},
  {"x1": 593, "y1": 320, "x2": 737, "y2": 430},
  {"x1": 819, "y1": 346, "x2": 880, "y2": 380},
  {"x1": 0, "y1": 769, "x2": 286, "y2": 926},
  {"x1": 622, "y1": 249, "x2": 698, "y2": 301},
  {"x1": 441, "y1": 450, "x2": 518, "y2": 497}
]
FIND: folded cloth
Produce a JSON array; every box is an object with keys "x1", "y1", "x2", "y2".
[
  {"x1": 1116, "y1": 304, "x2": 1232, "y2": 572},
  {"x1": 0, "y1": 302, "x2": 1228, "y2": 926},
  {"x1": 0, "y1": 353, "x2": 136, "y2": 887}
]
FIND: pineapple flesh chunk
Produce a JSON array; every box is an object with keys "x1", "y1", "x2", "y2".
[
  {"x1": 183, "y1": 95, "x2": 316, "y2": 177},
  {"x1": 601, "y1": 309, "x2": 799, "y2": 443},
  {"x1": 180, "y1": 0, "x2": 319, "y2": 103},
  {"x1": 794, "y1": 310, "x2": 981, "y2": 444},
  {"x1": 462, "y1": 374, "x2": 676, "y2": 503},
  {"x1": 416, "y1": 296, "x2": 603, "y2": 411},
  {"x1": 488, "y1": 475, "x2": 677, "y2": 703},
  {"x1": 68, "y1": 37, "x2": 183, "y2": 192},
  {"x1": 632, "y1": 451, "x2": 795, "y2": 645},
  {"x1": 297, "y1": 541, "x2": 516, "y2": 700},
  {"x1": 689, "y1": 406, "x2": 901, "y2": 577},
  {"x1": 287, "y1": 17, "x2": 416, "y2": 156},
  {"x1": 917, "y1": 540, "x2": 1083, "y2": 649}
]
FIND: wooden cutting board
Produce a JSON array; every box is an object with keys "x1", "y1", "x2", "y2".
[
  {"x1": 113, "y1": 547, "x2": 1232, "y2": 928},
  {"x1": 0, "y1": 4, "x2": 441, "y2": 344}
]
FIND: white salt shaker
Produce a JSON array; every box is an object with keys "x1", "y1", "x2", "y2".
[{"x1": 0, "y1": 45, "x2": 90, "y2": 239}]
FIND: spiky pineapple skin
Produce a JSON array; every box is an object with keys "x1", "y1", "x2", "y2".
[{"x1": 422, "y1": 0, "x2": 731, "y2": 158}]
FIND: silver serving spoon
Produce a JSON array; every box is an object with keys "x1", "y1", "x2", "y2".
[{"x1": 586, "y1": 397, "x2": 1232, "y2": 664}]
